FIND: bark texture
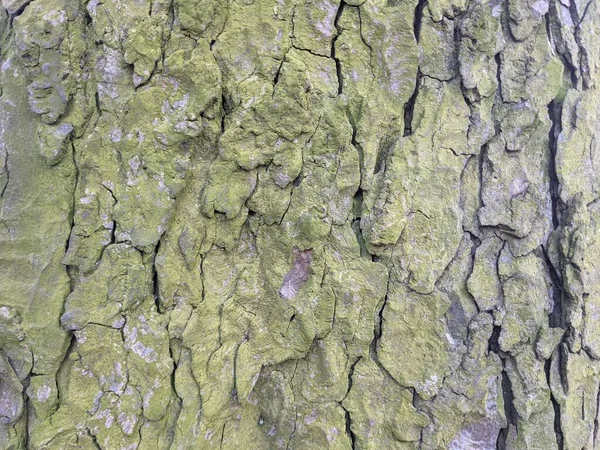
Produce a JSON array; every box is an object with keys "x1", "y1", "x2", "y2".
[{"x1": 0, "y1": 0, "x2": 599, "y2": 448}]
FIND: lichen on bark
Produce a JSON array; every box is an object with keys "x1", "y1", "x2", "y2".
[{"x1": 0, "y1": 0, "x2": 599, "y2": 448}]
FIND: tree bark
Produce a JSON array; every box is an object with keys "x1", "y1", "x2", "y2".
[{"x1": 0, "y1": 0, "x2": 598, "y2": 448}]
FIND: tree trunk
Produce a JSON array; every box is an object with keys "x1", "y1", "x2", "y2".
[{"x1": 0, "y1": 0, "x2": 598, "y2": 448}]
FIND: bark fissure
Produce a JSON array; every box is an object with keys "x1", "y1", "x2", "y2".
[
  {"x1": 340, "y1": 356, "x2": 360, "y2": 449},
  {"x1": 547, "y1": 99, "x2": 563, "y2": 231},
  {"x1": 546, "y1": 357, "x2": 565, "y2": 450},
  {"x1": 1, "y1": 0, "x2": 599, "y2": 447},
  {"x1": 331, "y1": 2, "x2": 346, "y2": 95},
  {"x1": 403, "y1": 71, "x2": 421, "y2": 137}
]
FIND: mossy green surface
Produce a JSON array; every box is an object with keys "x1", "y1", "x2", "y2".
[{"x1": 0, "y1": 0, "x2": 599, "y2": 448}]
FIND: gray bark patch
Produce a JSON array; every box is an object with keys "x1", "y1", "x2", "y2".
[{"x1": 278, "y1": 248, "x2": 313, "y2": 300}]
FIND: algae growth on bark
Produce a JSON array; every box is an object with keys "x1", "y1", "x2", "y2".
[{"x1": 0, "y1": 0, "x2": 598, "y2": 448}]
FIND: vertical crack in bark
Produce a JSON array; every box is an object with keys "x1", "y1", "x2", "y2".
[
  {"x1": 272, "y1": 57, "x2": 285, "y2": 92},
  {"x1": 168, "y1": 339, "x2": 184, "y2": 427},
  {"x1": 545, "y1": 358, "x2": 565, "y2": 449},
  {"x1": 23, "y1": 373, "x2": 31, "y2": 450},
  {"x1": 369, "y1": 271, "x2": 398, "y2": 384},
  {"x1": 55, "y1": 334, "x2": 77, "y2": 410},
  {"x1": 7, "y1": 1, "x2": 31, "y2": 25},
  {"x1": 593, "y1": 382, "x2": 600, "y2": 447},
  {"x1": 464, "y1": 229, "x2": 482, "y2": 313},
  {"x1": 199, "y1": 254, "x2": 206, "y2": 305},
  {"x1": 348, "y1": 120, "x2": 372, "y2": 259},
  {"x1": 373, "y1": 135, "x2": 397, "y2": 175},
  {"x1": 231, "y1": 339, "x2": 242, "y2": 403},
  {"x1": 545, "y1": 10, "x2": 578, "y2": 88},
  {"x1": 488, "y1": 325, "x2": 519, "y2": 449},
  {"x1": 350, "y1": 188, "x2": 370, "y2": 259},
  {"x1": 413, "y1": 0, "x2": 427, "y2": 43},
  {"x1": 476, "y1": 141, "x2": 489, "y2": 236},
  {"x1": 543, "y1": 245, "x2": 565, "y2": 329},
  {"x1": 220, "y1": 92, "x2": 232, "y2": 134},
  {"x1": 59, "y1": 137, "x2": 82, "y2": 298},
  {"x1": 151, "y1": 239, "x2": 162, "y2": 313},
  {"x1": 350, "y1": 122, "x2": 364, "y2": 188},
  {"x1": 494, "y1": 53, "x2": 503, "y2": 103},
  {"x1": 160, "y1": 0, "x2": 176, "y2": 70},
  {"x1": 0, "y1": 144, "x2": 9, "y2": 200},
  {"x1": 545, "y1": 82, "x2": 567, "y2": 450},
  {"x1": 88, "y1": 429, "x2": 103, "y2": 450},
  {"x1": 52, "y1": 137, "x2": 81, "y2": 437},
  {"x1": 547, "y1": 100, "x2": 563, "y2": 231},
  {"x1": 208, "y1": 0, "x2": 230, "y2": 52},
  {"x1": 101, "y1": 183, "x2": 118, "y2": 246},
  {"x1": 331, "y1": 2, "x2": 345, "y2": 95},
  {"x1": 488, "y1": 324, "x2": 501, "y2": 355},
  {"x1": 568, "y1": 0, "x2": 591, "y2": 89},
  {"x1": 343, "y1": 407, "x2": 357, "y2": 449},
  {"x1": 498, "y1": 359, "x2": 518, "y2": 449},
  {"x1": 545, "y1": 95, "x2": 566, "y2": 448},
  {"x1": 403, "y1": 0, "x2": 425, "y2": 137},
  {"x1": 403, "y1": 71, "x2": 421, "y2": 137},
  {"x1": 356, "y1": 7, "x2": 375, "y2": 79},
  {"x1": 340, "y1": 356, "x2": 360, "y2": 449},
  {"x1": 64, "y1": 139, "x2": 79, "y2": 264}
]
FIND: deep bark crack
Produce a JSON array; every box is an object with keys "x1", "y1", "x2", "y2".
[
  {"x1": 547, "y1": 100, "x2": 563, "y2": 231},
  {"x1": 403, "y1": 71, "x2": 421, "y2": 137},
  {"x1": 331, "y1": 2, "x2": 346, "y2": 95},
  {"x1": 545, "y1": 358, "x2": 565, "y2": 450}
]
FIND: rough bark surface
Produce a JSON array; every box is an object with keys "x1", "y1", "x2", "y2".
[{"x1": 0, "y1": 0, "x2": 599, "y2": 448}]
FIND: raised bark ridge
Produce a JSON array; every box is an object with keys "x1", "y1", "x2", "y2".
[{"x1": 0, "y1": 0, "x2": 598, "y2": 448}]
